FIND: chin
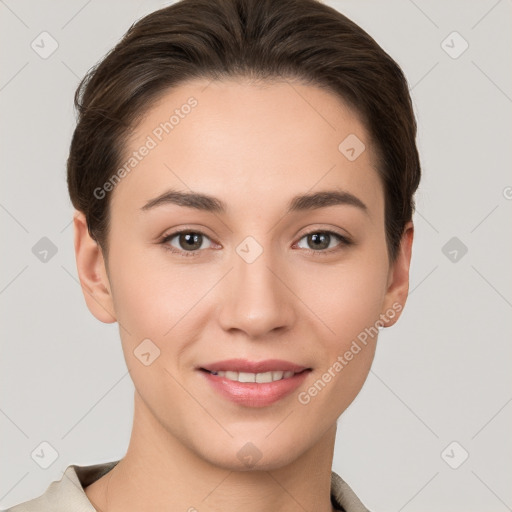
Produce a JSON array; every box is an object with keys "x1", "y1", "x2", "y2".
[{"x1": 193, "y1": 434, "x2": 306, "y2": 472}]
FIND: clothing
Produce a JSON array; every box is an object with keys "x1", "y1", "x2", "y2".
[{"x1": 2, "y1": 460, "x2": 370, "y2": 512}]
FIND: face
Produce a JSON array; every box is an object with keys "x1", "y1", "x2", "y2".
[{"x1": 75, "y1": 78, "x2": 412, "y2": 471}]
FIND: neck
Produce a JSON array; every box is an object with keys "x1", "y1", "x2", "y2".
[{"x1": 91, "y1": 391, "x2": 338, "y2": 512}]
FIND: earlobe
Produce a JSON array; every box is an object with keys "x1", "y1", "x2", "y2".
[
  {"x1": 73, "y1": 210, "x2": 117, "y2": 324},
  {"x1": 381, "y1": 221, "x2": 414, "y2": 328}
]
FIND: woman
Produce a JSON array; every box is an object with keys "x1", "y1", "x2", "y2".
[{"x1": 5, "y1": 0, "x2": 420, "y2": 510}]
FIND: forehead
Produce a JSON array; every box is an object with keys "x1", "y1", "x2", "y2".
[{"x1": 110, "y1": 78, "x2": 383, "y2": 217}]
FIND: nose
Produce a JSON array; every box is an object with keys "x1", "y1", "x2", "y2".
[{"x1": 217, "y1": 244, "x2": 296, "y2": 339}]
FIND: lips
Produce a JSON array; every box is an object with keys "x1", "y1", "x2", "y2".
[{"x1": 198, "y1": 359, "x2": 312, "y2": 407}]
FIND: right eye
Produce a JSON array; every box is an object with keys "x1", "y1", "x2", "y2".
[{"x1": 160, "y1": 230, "x2": 215, "y2": 257}]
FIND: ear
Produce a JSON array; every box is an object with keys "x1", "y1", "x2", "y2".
[
  {"x1": 381, "y1": 221, "x2": 414, "y2": 327},
  {"x1": 73, "y1": 210, "x2": 117, "y2": 323}
]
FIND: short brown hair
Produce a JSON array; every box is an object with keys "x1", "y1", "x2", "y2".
[{"x1": 67, "y1": 0, "x2": 421, "y2": 261}]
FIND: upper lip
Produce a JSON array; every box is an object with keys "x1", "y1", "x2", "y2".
[{"x1": 200, "y1": 358, "x2": 310, "y2": 373}]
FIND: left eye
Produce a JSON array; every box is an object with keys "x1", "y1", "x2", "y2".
[{"x1": 296, "y1": 231, "x2": 347, "y2": 251}]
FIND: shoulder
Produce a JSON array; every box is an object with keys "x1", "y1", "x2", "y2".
[
  {"x1": 2, "y1": 460, "x2": 119, "y2": 512},
  {"x1": 2, "y1": 492, "x2": 53, "y2": 512},
  {"x1": 2, "y1": 465, "x2": 92, "y2": 512},
  {"x1": 331, "y1": 470, "x2": 371, "y2": 512}
]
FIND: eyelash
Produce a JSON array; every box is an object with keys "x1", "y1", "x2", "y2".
[{"x1": 159, "y1": 229, "x2": 352, "y2": 258}]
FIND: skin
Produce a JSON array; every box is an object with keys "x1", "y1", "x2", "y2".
[{"x1": 74, "y1": 77, "x2": 413, "y2": 512}]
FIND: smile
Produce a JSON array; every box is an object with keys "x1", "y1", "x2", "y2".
[
  {"x1": 198, "y1": 359, "x2": 312, "y2": 407},
  {"x1": 206, "y1": 370, "x2": 299, "y2": 383}
]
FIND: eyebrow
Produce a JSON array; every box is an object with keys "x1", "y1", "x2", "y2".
[{"x1": 140, "y1": 188, "x2": 368, "y2": 214}]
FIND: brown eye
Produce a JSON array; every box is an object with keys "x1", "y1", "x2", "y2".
[
  {"x1": 296, "y1": 231, "x2": 350, "y2": 253},
  {"x1": 162, "y1": 231, "x2": 213, "y2": 253}
]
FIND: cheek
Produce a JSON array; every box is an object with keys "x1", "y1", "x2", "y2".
[
  {"x1": 293, "y1": 255, "x2": 388, "y2": 414},
  {"x1": 108, "y1": 251, "x2": 204, "y2": 407},
  {"x1": 294, "y1": 251, "x2": 389, "y2": 344},
  {"x1": 108, "y1": 241, "x2": 220, "y2": 367},
  {"x1": 107, "y1": 240, "x2": 186, "y2": 342}
]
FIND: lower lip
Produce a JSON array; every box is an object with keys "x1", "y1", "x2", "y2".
[{"x1": 200, "y1": 370, "x2": 310, "y2": 407}]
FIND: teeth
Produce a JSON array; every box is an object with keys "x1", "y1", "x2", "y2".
[
  {"x1": 211, "y1": 370, "x2": 298, "y2": 383},
  {"x1": 225, "y1": 371, "x2": 238, "y2": 381},
  {"x1": 238, "y1": 372, "x2": 255, "y2": 383},
  {"x1": 256, "y1": 372, "x2": 273, "y2": 383}
]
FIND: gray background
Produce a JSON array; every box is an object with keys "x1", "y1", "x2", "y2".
[{"x1": 1, "y1": 0, "x2": 511, "y2": 510}]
